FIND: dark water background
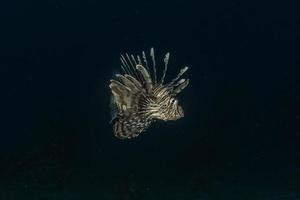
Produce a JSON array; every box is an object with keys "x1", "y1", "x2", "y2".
[{"x1": 1, "y1": 0, "x2": 299, "y2": 199}]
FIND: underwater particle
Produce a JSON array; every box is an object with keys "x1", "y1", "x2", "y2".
[{"x1": 109, "y1": 48, "x2": 190, "y2": 139}]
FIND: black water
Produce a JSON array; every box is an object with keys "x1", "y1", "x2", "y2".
[{"x1": 1, "y1": 0, "x2": 299, "y2": 199}]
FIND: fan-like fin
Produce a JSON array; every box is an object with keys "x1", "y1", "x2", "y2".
[
  {"x1": 159, "y1": 52, "x2": 170, "y2": 84},
  {"x1": 168, "y1": 66, "x2": 189, "y2": 87},
  {"x1": 109, "y1": 80, "x2": 133, "y2": 113},
  {"x1": 137, "y1": 55, "x2": 142, "y2": 65},
  {"x1": 125, "y1": 53, "x2": 140, "y2": 79},
  {"x1": 173, "y1": 79, "x2": 189, "y2": 94},
  {"x1": 174, "y1": 78, "x2": 186, "y2": 87},
  {"x1": 136, "y1": 64, "x2": 153, "y2": 92},
  {"x1": 124, "y1": 74, "x2": 144, "y2": 91},
  {"x1": 150, "y1": 48, "x2": 157, "y2": 84},
  {"x1": 115, "y1": 74, "x2": 139, "y2": 93},
  {"x1": 120, "y1": 55, "x2": 133, "y2": 75},
  {"x1": 142, "y1": 51, "x2": 150, "y2": 71},
  {"x1": 130, "y1": 54, "x2": 138, "y2": 66},
  {"x1": 109, "y1": 95, "x2": 118, "y2": 123}
]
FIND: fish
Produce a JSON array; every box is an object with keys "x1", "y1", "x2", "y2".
[{"x1": 109, "y1": 48, "x2": 189, "y2": 139}]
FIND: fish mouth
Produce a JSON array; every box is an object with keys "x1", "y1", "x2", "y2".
[{"x1": 177, "y1": 106, "x2": 184, "y2": 118}]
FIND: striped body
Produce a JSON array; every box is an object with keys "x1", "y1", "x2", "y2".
[
  {"x1": 109, "y1": 48, "x2": 190, "y2": 139},
  {"x1": 113, "y1": 113, "x2": 153, "y2": 139}
]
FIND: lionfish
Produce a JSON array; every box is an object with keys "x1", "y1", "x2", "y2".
[{"x1": 109, "y1": 48, "x2": 189, "y2": 139}]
